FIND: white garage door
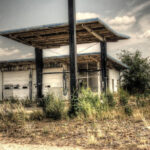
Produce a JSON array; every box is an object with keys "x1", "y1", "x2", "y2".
[
  {"x1": 3, "y1": 71, "x2": 30, "y2": 99},
  {"x1": 43, "y1": 68, "x2": 64, "y2": 98}
]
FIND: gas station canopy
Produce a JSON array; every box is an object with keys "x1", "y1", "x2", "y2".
[{"x1": 0, "y1": 18, "x2": 129, "y2": 49}]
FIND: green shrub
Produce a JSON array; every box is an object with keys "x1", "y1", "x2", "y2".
[
  {"x1": 77, "y1": 88, "x2": 102, "y2": 118},
  {"x1": 99, "y1": 94, "x2": 109, "y2": 112},
  {"x1": 77, "y1": 100, "x2": 96, "y2": 118},
  {"x1": 76, "y1": 88, "x2": 118, "y2": 119},
  {"x1": 43, "y1": 94, "x2": 65, "y2": 120},
  {"x1": 119, "y1": 89, "x2": 129, "y2": 106},
  {"x1": 30, "y1": 110, "x2": 45, "y2": 121},
  {"x1": 136, "y1": 98, "x2": 146, "y2": 107},
  {"x1": 136, "y1": 94, "x2": 147, "y2": 107},
  {"x1": 105, "y1": 91, "x2": 116, "y2": 107},
  {"x1": 143, "y1": 90, "x2": 150, "y2": 98},
  {"x1": 124, "y1": 106, "x2": 132, "y2": 116},
  {"x1": 78, "y1": 88, "x2": 100, "y2": 106},
  {"x1": 139, "y1": 101, "x2": 146, "y2": 107}
]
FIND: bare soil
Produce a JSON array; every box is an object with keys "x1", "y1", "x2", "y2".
[
  {"x1": 0, "y1": 143, "x2": 83, "y2": 150},
  {"x1": 0, "y1": 118, "x2": 150, "y2": 150}
]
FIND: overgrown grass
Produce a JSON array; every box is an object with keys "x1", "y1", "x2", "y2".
[
  {"x1": 22, "y1": 98, "x2": 34, "y2": 107},
  {"x1": 3, "y1": 96, "x2": 20, "y2": 104},
  {"x1": 0, "y1": 89, "x2": 150, "y2": 145},
  {"x1": 43, "y1": 94, "x2": 66, "y2": 120},
  {"x1": 0, "y1": 97, "x2": 35, "y2": 107},
  {"x1": 30, "y1": 110, "x2": 45, "y2": 121},
  {"x1": 75, "y1": 88, "x2": 150, "y2": 119},
  {"x1": 0, "y1": 102, "x2": 26, "y2": 135},
  {"x1": 76, "y1": 88, "x2": 116, "y2": 119},
  {"x1": 119, "y1": 89, "x2": 129, "y2": 106},
  {"x1": 124, "y1": 105, "x2": 133, "y2": 116},
  {"x1": 77, "y1": 88, "x2": 101, "y2": 119},
  {"x1": 105, "y1": 90, "x2": 116, "y2": 107},
  {"x1": 0, "y1": 88, "x2": 150, "y2": 123}
]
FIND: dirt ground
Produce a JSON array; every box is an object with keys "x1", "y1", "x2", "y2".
[
  {"x1": 0, "y1": 117, "x2": 150, "y2": 150},
  {"x1": 0, "y1": 143, "x2": 83, "y2": 150}
]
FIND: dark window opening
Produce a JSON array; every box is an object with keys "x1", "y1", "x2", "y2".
[
  {"x1": 34, "y1": 84, "x2": 37, "y2": 88},
  {"x1": 4, "y1": 84, "x2": 13, "y2": 90},
  {"x1": 46, "y1": 85, "x2": 51, "y2": 88},
  {"x1": 13, "y1": 84, "x2": 20, "y2": 89},
  {"x1": 88, "y1": 72, "x2": 98, "y2": 92},
  {"x1": 78, "y1": 78, "x2": 88, "y2": 89},
  {"x1": 22, "y1": 85, "x2": 28, "y2": 89}
]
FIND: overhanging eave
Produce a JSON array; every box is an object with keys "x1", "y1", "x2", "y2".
[{"x1": 0, "y1": 18, "x2": 129, "y2": 49}]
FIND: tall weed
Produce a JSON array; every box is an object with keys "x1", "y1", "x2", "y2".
[
  {"x1": 119, "y1": 89, "x2": 129, "y2": 106},
  {"x1": 0, "y1": 102, "x2": 26, "y2": 133},
  {"x1": 77, "y1": 88, "x2": 105, "y2": 119},
  {"x1": 105, "y1": 90, "x2": 116, "y2": 107},
  {"x1": 43, "y1": 94, "x2": 66, "y2": 120}
]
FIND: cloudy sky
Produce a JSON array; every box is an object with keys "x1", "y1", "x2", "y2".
[{"x1": 0, "y1": 0, "x2": 150, "y2": 61}]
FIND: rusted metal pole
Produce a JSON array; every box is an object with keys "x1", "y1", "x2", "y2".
[
  {"x1": 29, "y1": 69, "x2": 33, "y2": 100},
  {"x1": 68, "y1": 0, "x2": 78, "y2": 114},
  {"x1": 100, "y1": 41, "x2": 107, "y2": 93},
  {"x1": 35, "y1": 48, "x2": 43, "y2": 99}
]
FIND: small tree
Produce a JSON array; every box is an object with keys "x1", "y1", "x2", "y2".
[{"x1": 118, "y1": 50, "x2": 150, "y2": 94}]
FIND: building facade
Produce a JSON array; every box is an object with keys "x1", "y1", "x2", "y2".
[{"x1": 0, "y1": 52, "x2": 126, "y2": 100}]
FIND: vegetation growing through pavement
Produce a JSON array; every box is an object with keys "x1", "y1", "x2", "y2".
[
  {"x1": 0, "y1": 88, "x2": 150, "y2": 123},
  {"x1": 0, "y1": 88, "x2": 150, "y2": 149}
]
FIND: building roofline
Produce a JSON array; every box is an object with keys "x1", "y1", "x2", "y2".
[
  {"x1": 0, "y1": 52, "x2": 128, "y2": 69},
  {"x1": 0, "y1": 18, "x2": 130, "y2": 40}
]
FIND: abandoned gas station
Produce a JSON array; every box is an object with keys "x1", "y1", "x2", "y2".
[{"x1": 0, "y1": 0, "x2": 129, "y2": 112}]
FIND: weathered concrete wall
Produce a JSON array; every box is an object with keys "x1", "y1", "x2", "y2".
[
  {"x1": 0, "y1": 65, "x2": 121, "y2": 100},
  {"x1": 108, "y1": 68, "x2": 120, "y2": 92}
]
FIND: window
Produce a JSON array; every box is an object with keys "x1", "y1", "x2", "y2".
[
  {"x1": 78, "y1": 78, "x2": 87, "y2": 89},
  {"x1": 4, "y1": 84, "x2": 13, "y2": 90},
  {"x1": 46, "y1": 85, "x2": 51, "y2": 88},
  {"x1": 13, "y1": 84, "x2": 20, "y2": 89},
  {"x1": 88, "y1": 72, "x2": 98, "y2": 92},
  {"x1": 78, "y1": 63, "x2": 87, "y2": 78},
  {"x1": 22, "y1": 85, "x2": 28, "y2": 89}
]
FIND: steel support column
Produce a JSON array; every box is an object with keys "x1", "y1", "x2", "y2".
[
  {"x1": 29, "y1": 69, "x2": 33, "y2": 100},
  {"x1": 68, "y1": 0, "x2": 78, "y2": 114},
  {"x1": 35, "y1": 48, "x2": 43, "y2": 99},
  {"x1": 100, "y1": 41, "x2": 107, "y2": 93},
  {"x1": 1, "y1": 70, "x2": 3, "y2": 101}
]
